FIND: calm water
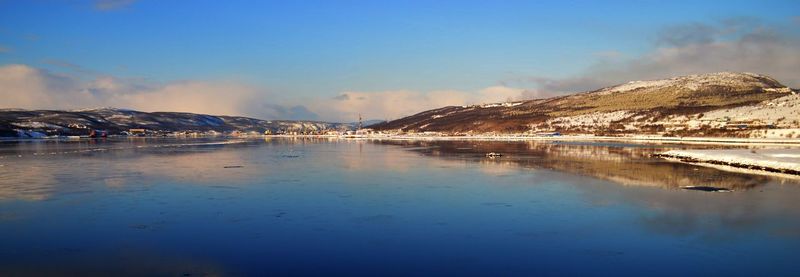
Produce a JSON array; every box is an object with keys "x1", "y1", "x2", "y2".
[{"x1": 1, "y1": 138, "x2": 800, "y2": 276}]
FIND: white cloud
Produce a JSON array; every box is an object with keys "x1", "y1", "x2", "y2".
[
  {"x1": 111, "y1": 81, "x2": 259, "y2": 116},
  {"x1": 508, "y1": 18, "x2": 800, "y2": 95},
  {"x1": 311, "y1": 86, "x2": 529, "y2": 121},
  {"x1": 478, "y1": 86, "x2": 526, "y2": 103},
  {"x1": 311, "y1": 90, "x2": 458, "y2": 122},
  {"x1": 0, "y1": 64, "x2": 97, "y2": 109},
  {"x1": 0, "y1": 64, "x2": 266, "y2": 117}
]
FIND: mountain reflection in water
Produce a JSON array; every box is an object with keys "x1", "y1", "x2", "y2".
[{"x1": 375, "y1": 139, "x2": 792, "y2": 190}]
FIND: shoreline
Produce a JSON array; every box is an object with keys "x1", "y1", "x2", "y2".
[
  {"x1": 3, "y1": 134, "x2": 800, "y2": 146},
  {"x1": 267, "y1": 134, "x2": 800, "y2": 147}
]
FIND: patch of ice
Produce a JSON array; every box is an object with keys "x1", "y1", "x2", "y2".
[{"x1": 660, "y1": 149, "x2": 800, "y2": 173}]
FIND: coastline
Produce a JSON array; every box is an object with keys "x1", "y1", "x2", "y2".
[
  {"x1": 266, "y1": 134, "x2": 800, "y2": 146},
  {"x1": 5, "y1": 134, "x2": 800, "y2": 146}
]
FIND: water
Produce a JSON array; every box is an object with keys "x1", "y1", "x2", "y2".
[{"x1": 1, "y1": 137, "x2": 800, "y2": 276}]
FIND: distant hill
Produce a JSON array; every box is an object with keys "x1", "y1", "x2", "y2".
[
  {"x1": 362, "y1": 119, "x2": 386, "y2": 128},
  {"x1": 371, "y1": 72, "x2": 799, "y2": 137},
  {"x1": 0, "y1": 108, "x2": 354, "y2": 137}
]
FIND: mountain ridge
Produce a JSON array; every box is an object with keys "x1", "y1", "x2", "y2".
[
  {"x1": 371, "y1": 72, "x2": 798, "y2": 137},
  {"x1": 0, "y1": 108, "x2": 354, "y2": 137}
]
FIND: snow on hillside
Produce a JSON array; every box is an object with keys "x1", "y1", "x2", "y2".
[
  {"x1": 0, "y1": 109, "x2": 356, "y2": 137},
  {"x1": 541, "y1": 111, "x2": 635, "y2": 131},
  {"x1": 11, "y1": 122, "x2": 64, "y2": 129},
  {"x1": 593, "y1": 72, "x2": 787, "y2": 95},
  {"x1": 480, "y1": 102, "x2": 524, "y2": 108},
  {"x1": 702, "y1": 94, "x2": 800, "y2": 127}
]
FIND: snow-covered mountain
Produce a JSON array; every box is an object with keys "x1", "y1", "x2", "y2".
[
  {"x1": 0, "y1": 108, "x2": 355, "y2": 137},
  {"x1": 371, "y1": 72, "x2": 798, "y2": 137}
]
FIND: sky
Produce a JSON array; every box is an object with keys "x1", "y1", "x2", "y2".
[{"x1": 1, "y1": 0, "x2": 798, "y2": 122}]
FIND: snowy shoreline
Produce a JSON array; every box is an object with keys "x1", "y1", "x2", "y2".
[
  {"x1": 6, "y1": 134, "x2": 800, "y2": 146},
  {"x1": 325, "y1": 134, "x2": 800, "y2": 146},
  {"x1": 656, "y1": 149, "x2": 800, "y2": 176}
]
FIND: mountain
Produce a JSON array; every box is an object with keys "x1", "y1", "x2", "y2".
[
  {"x1": 0, "y1": 108, "x2": 354, "y2": 137},
  {"x1": 362, "y1": 119, "x2": 387, "y2": 127},
  {"x1": 371, "y1": 72, "x2": 799, "y2": 137}
]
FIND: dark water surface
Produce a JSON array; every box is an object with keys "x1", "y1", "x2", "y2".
[{"x1": 1, "y1": 138, "x2": 800, "y2": 276}]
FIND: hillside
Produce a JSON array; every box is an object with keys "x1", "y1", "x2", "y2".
[
  {"x1": 371, "y1": 72, "x2": 798, "y2": 137},
  {"x1": 0, "y1": 108, "x2": 353, "y2": 138}
]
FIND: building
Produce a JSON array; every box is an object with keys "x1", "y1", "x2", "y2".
[{"x1": 129, "y1": 129, "x2": 147, "y2": 136}]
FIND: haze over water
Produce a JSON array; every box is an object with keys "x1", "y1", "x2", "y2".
[{"x1": 2, "y1": 138, "x2": 800, "y2": 275}]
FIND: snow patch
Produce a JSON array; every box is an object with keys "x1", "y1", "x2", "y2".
[{"x1": 11, "y1": 122, "x2": 63, "y2": 129}]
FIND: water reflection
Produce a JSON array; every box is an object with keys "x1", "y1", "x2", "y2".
[
  {"x1": 4, "y1": 138, "x2": 792, "y2": 210},
  {"x1": 3, "y1": 138, "x2": 800, "y2": 275},
  {"x1": 376, "y1": 139, "x2": 800, "y2": 244},
  {"x1": 374, "y1": 139, "x2": 792, "y2": 190},
  {"x1": 571, "y1": 175, "x2": 800, "y2": 242},
  {"x1": 0, "y1": 138, "x2": 429, "y2": 202}
]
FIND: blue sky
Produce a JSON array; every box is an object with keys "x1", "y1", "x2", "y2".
[{"x1": 1, "y1": 0, "x2": 798, "y2": 121}]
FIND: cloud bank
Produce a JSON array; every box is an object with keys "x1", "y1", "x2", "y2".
[
  {"x1": 310, "y1": 86, "x2": 530, "y2": 121},
  {"x1": 507, "y1": 18, "x2": 800, "y2": 95},
  {"x1": 0, "y1": 64, "x2": 531, "y2": 122},
  {"x1": 0, "y1": 64, "x2": 265, "y2": 117}
]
